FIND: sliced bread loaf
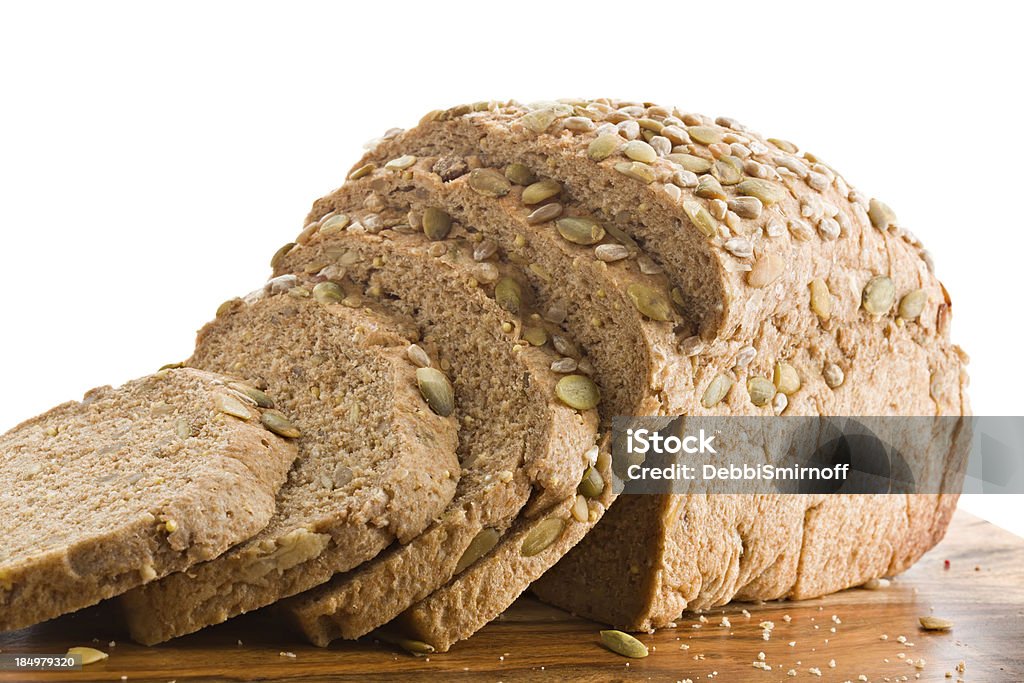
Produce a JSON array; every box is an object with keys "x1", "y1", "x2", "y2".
[
  {"x1": 0, "y1": 368, "x2": 298, "y2": 632},
  {"x1": 347, "y1": 99, "x2": 968, "y2": 631},
  {"x1": 120, "y1": 287, "x2": 460, "y2": 644},
  {"x1": 272, "y1": 206, "x2": 600, "y2": 643}
]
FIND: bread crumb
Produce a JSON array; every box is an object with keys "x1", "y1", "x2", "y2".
[
  {"x1": 787, "y1": 670, "x2": 796, "y2": 677},
  {"x1": 783, "y1": 614, "x2": 792, "y2": 623},
  {"x1": 809, "y1": 667, "x2": 822, "y2": 676},
  {"x1": 789, "y1": 641, "x2": 796, "y2": 647},
  {"x1": 829, "y1": 659, "x2": 836, "y2": 668},
  {"x1": 279, "y1": 652, "x2": 296, "y2": 658},
  {"x1": 741, "y1": 609, "x2": 751, "y2": 618},
  {"x1": 720, "y1": 616, "x2": 731, "y2": 628}
]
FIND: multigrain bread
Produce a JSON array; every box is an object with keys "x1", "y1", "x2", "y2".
[
  {"x1": 120, "y1": 287, "x2": 460, "y2": 644},
  {"x1": 334, "y1": 99, "x2": 968, "y2": 632},
  {"x1": 0, "y1": 368, "x2": 298, "y2": 632},
  {"x1": 272, "y1": 213, "x2": 600, "y2": 643},
  {"x1": 279, "y1": 161, "x2": 691, "y2": 650}
]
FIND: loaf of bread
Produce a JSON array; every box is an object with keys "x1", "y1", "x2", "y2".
[
  {"x1": 0, "y1": 368, "x2": 298, "y2": 632},
  {"x1": 271, "y1": 216, "x2": 600, "y2": 645},
  {"x1": 120, "y1": 286, "x2": 460, "y2": 643},
  {"x1": 280, "y1": 98, "x2": 966, "y2": 642}
]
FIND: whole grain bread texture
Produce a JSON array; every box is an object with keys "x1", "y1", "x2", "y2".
[
  {"x1": 271, "y1": 207, "x2": 599, "y2": 644},
  {"x1": 279, "y1": 162, "x2": 688, "y2": 650},
  {"x1": 0, "y1": 368, "x2": 298, "y2": 633},
  {"x1": 336, "y1": 98, "x2": 969, "y2": 632},
  {"x1": 120, "y1": 288, "x2": 459, "y2": 644}
]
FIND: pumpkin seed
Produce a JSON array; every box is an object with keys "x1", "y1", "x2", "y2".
[
  {"x1": 736, "y1": 178, "x2": 788, "y2": 205},
  {"x1": 668, "y1": 153, "x2": 712, "y2": 174},
  {"x1": 372, "y1": 629, "x2": 435, "y2": 656},
  {"x1": 809, "y1": 278, "x2": 832, "y2": 320},
  {"x1": 661, "y1": 124, "x2": 690, "y2": 145},
  {"x1": 614, "y1": 161, "x2": 656, "y2": 183},
  {"x1": 919, "y1": 616, "x2": 953, "y2": 631},
  {"x1": 626, "y1": 283, "x2": 673, "y2": 322},
  {"x1": 520, "y1": 107, "x2": 558, "y2": 133},
  {"x1": 768, "y1": 137, "x2": 797, "y2": 153},
  {"x1": 696, "y1": 175, "x2": 726, "y2": 200},
  {"x1": 228, "y1": 382, "x2": 274, "y2": 409},
  {"x1": 594, "y1": 243, "x2": 630, "y2": 262},
  {"x1": 747, "y1": 254, "x2": 785, "y2": 288},
  {"x1": 868, "y1": 198, "x2": 897, "y2": 230},
  {"x1": 320, "y1": 214, "x2": 351, "y2": 234},
  {"x1": 415, "y1": 367, "x2": 455, "y2": 417},
  {"x1": 588, "y1": 134, "x2": 622, "y2": 161},
  {"x1": 637, "y1": 117, "x2": 664, "y2": 132},
  {"x1": 823, "y1": 363, "x2": 845, "y2": 389},
  {"x1": 701, "y1": 374, "x2": 733, "y2": 408},
  {"x1": 312, "y1": 281, "x2": 345, "y2": 304},
  {"x1": 682, "y1": 200, "x2": 718, "y2": 238},
  {"x1": 261, "y1": 410, "x2": 302, "y2": 438},
  {"x1": 623, "y1": 140, "x2": 657, "y2": 163},
  {"x1": 556, "y1": 217, "x2": 606, "y2": 245},
  {"x1": 728, "y1": 196, "x2": 763, "y2": 219},
  {"x1": 385, "y1": 154, "x2": 416, "y2": 170},
  {"x1": 687, "y1": 126, "x2": 724, "y2": 145},
  {"x1": 67, "y1": 647, "x2": 108, "y2": 665},
  {"x1": 527, "y1": 202, "x2": 563, "y2": 224},
  {"x1": 712, "y1": 157, "x2": 744, "y2": 185},
  {"x1": 421, "y1": 207, "x2": 453, "y2": 241},
  {"x1": 862, "y1": 276, "x2": 896, "y2": 315},
  {"x1": 348, "y1": 163, "x2": 375, "y2": 180},
  {"x1": 522, "y1": 179, "x2": 562, "y2": 205},
  {"x1": 494, "y1": 276, "x2": 523, "y2": 313},
  {"x1": 270, "y1": 242, "x2": 296, "y2": 269},
  {"x1": 600, "y1": 630, "x2": 649, "y2": 659},
  {"x1": 555, "y1": 374, "x2": 600, "y2": 410},
  {"x1": 468, "y1": 168, "x2": 511, "y2": 197},
  {"x1": 773, "y1": 362, "x2": 801, "y2": 395},
  {"x1": 454, "y1": 527, "x2": 500, "y2": 573},
  {"x1": 215, "y1": 394, "x2": 252, "y2": 420},
  {"x1": 578, "y1": 466, "x2": 605, "y2": 498},
  {"x1": 571, "y1": 494, "x2": 590, "y2": 522},
  {"x1": 522, "y1": 326, "x2": 548, "y2": 346},
  {"x1": 521, "y1": 517, "x2": 566, "y2": 556},
  {"x1": 747, "y1": 377, "x2": 776, "y2": 407},
  {"x1": 504, "y1": 163, "x2": 536, "y2": 185},
  {"x1": 898, "y1": 289, "x2": 927, "y2": 320}
]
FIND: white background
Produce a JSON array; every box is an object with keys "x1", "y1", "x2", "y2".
[{"x1": 1, "y1": 1, "x2": 1020, "y2": 535}]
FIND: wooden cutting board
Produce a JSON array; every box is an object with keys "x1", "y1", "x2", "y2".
[{"x1": 2, "y1": 509, "x2": 1021, "y2": 682}]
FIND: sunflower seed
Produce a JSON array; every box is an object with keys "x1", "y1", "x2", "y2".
[
  {"x1": 773, "y1": 362, "x2": 801, "y2": 395},
  {"x1": 672, "y1": 169, "x2": 699, "y2": 187},
  {"x1": 728, "y1": 196, "x2": 763, "y2": 219},
  {"x1": 862, "y1": 276, "x2": 896, "y2": 315},
  {"x1": 455, "y1": 528, "x2": 500, "y2": 573},
  {"x1": 687, "y1": 126, "x2": 724, "y2": 145},
  {"x1": 724, "y1": 237, "x2": 753, "y2": 258},
  {"x1": 788, "y1": 218, "x2": 814, "y2": 241},
  {"x1": 772, "y1": 392, "x2": 788, "y2": 415},
  {"x1": 416, "y1": 367, "x2": 455, "y2": 417},
  {"x1": 747, "y1": 377, "x2": 776, "y2": 407},
  {"x1": 588, "y1": 134, "x2": 623, "y2": 161},
  {"x1": 898, "y1": 289, "x2": 927, "y2": 320},
  {"x1": 649, "y1": 135, "x2": 672, "y2": 157},
  {"x1": 823, "y1": 363, "x2": 845, "y2": 389},
  {"x1": 696, "y1": 175, "x2": 726, "y2": 200},
  {"x1": 544, "y1": 300, "x2": 568, "y2": 324},
  {"x1": 668, "y1": 153, "x2": 713, "y2": 174},
  {"x1": 617, "y1": 119, "x2": 640, "y2": 140},
  {"x1": 215, "y1": 394, "x2": 252, "y2": 420},
  {"x1": 765, "y1": 216, "x2": 786, "y2": 237},
  {"x1": 919, "y1": 616, "x2": 953, "y2": 631},
  {"x1": 623, "y1": 140, "x2": 657, "y2": 164},
  {"x1": 774, "y1": 155, "x2": 809, "y2": 177},
  {"x1": 555, "y1": 374, "x2": 600, "y2": 410},
  {"x1": 228, "y1": 382, "x2": 274, "y2": 409},
  {"x1": 406, "y1": 344, "x2": 431, "y2": 368},
  {"x1": 521, "y1": 517, "x2": 566, "y2": 556},
  {"x1": 712, "y1": 157, "x2": 744, "y2": 185},
  {"x1": 817, "y1": 217, "x2": 841, "y2": 240},
  {"x1": 504, "y1": 163, "x2": 536, "y2": 185},
  {"x1": 661, "y1": 125, "x2": 690, "y2": 145},
  {"x1": 737, "y1": 179, "x2": 788, "y2": 206},
  {"x1": 261, "y1": 410, "x2": 302, "y2": 438},
  {"x1": 571, "y1": 494, "x2": 590, "y2": 523},
  {"x1": 473, "y1": 239, "x2": 498, "y2": 262},
  {"x1": 747, "y1": 254, "x2": 785, "y2": 288},
  {"x1": 868, "y1": 198, "x2": 897, "y2": 230},
  {"x1": 809, "y1": 278, "x2": 832, "y2": 320},
  {"x1": 626, "y1": 284, "x2": 673, "y2": 321},
  {"x1": 614, "y1": 161, "x2": 656, "y2": 183},
  {"x1": 600, "y1": 630, "x2": 649, "y2": 659},
  {"x1": 348, "y1": 163, "x2": 375, "y2": 180},
  {"x1": 736, "y1": 345, "x2": 757, "y2": 367},
  {"x1": 563, "y1": 116, "x2": 596, "y2": 132},
  {"x1": 527, "y1": 202, "x2": 563, "y2": 224},
  {"x1": 709, "y1": 199, "x2": 727, "y2": 220},
  {"x1": 520, "y1": 108, "x2": 558, "y2": 133},
  {"x1": 595, "y1": 244, "x2": 630, "y2": 262},
  {"x1": 522, "y1": 179, "x2": 562, "y2": 205},
  {"x1": 384, "y1": 154, "x2": 416, "y2": 171},
  {"x1": 468, "y1": 168, "x2": 511, "y2": 197},
  {"x1": 556, "y1": 216, "x2": 606, "y2": 245},
  {"x1": 551, "y1": 357, "x2": 578, "y2": 373},
  {"x1": 67, "y1": 647, "x2": 109, "y2": 665},
  {"x1": 701, "y1": 374, "x2": 733, "y2": 408},
  {"x1": 552, "y1": 335, "x2": 581, "y2": 359}
]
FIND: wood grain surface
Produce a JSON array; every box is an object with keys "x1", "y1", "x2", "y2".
[{"x1": 1, "y1": 509, "x2": 1021, "y2": 682}]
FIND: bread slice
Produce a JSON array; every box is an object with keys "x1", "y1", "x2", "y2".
[
  {"x1": 120, "y1": 287, "x2": 460, "y2": 644},
  {"x1": 278, "y1": 163, "x2": 690, "y2": 649},
  {"x1": 343, "y1": 99, "x2": 968, "y2": 630},
  {"x1": 272, "y1": 207, "x2": 600, "y2": 643},
  {"x1": 0, "y1": 368, "x2": 298, "y2": 632}
]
